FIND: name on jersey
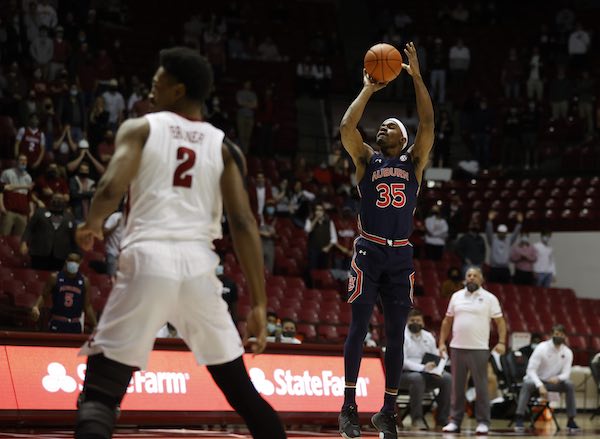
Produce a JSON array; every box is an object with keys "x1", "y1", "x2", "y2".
[
  {"x1": 169, "y1": 126, "x2": 204, "y2": 143},
  {"x1": 59, "y1": 285, "x2": 82, "y2": 294},
  {"x1": 371, "y1": 167, "x2": 409, "y2": 182}
]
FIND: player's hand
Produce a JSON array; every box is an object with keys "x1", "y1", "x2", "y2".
[
  {"x1": 516, "y1": 212, "x2": 524, "y2": 223},
  {"x1": 31, "y1": 306, "x2": 40, "y2": 321},
  {"x1": 438, "y1": 343, "x2": 448, "y2": 358},
  {"x1": 244, "y1": 305, "x2": 267, "y2": 354},
  {"x1": 76, "y1": 222, "x2": 103, "y2": 251},
  {"x1": 402, "y1": 42, "x2": 421, "y2": 78},
  {"x1": 362, "y1": 69, "x2": 388, "y2": 91},
  {"x1": 493, "y1": 343, "x2": 506, "y2": 355},
  {"x1": 424, "y1": 361, "x2": 436, "y2": 371},
  {"x1": 538, "y1": 384, "x2": 548, "y2": 398}
]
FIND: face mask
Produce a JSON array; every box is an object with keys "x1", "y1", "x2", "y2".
[
  {"x1": 79, "y1": 172, "x2": 89, "y2": 178},
  {"x1": 266, "y1": 323, "x2": 277, "y2": 334},
  {"x1": 266, "y1": 206, "x2": 275, "y2": 215},
  {"x1": 530, "y1": 342, "x2": 539, "y2": 349},
  {"x1": 47, "y1": 170, "x2": 57, "y2": 178},
  {"x1": 408, "y1": 323, "x2": 422, "y2": 334},
  {"x1": 282, "y1": 331, "x2": 295, "y2": 338},
  {"x1": 541, "y1": 236, "x2": 550, "y2": 244},
  {"x1": 215, "y1": 265, "x2": 224, "y2": 276},
  {"x1": 450, "y1": 273, "x2": 461, "y2": 281},
  {"x1": 70, "y1": 89, "x2": 77, "y2": 96},
  {"x1": 18, "y1": 164, "x2": 27, "y2": 172},
  {"x1": 66, "y1": 261, "x2": 79, "y2": 274},
  {"x1": 49, "y1": 202, "x2": 64, "y2": 214},
  {"x1": 552, "y1": 336, "x2": 564, "y2": 346},
  {"x1": 466, "y1": 282, "x2": 479, "y2": 292},
  {"x1": 521, "y1": 236, "x2": 529, "y2": 244}
]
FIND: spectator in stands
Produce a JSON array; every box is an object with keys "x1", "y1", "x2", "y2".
[
  {"x1": 228, "y1": 30, "x2": 246, "y2": 59},
  {"x1": 96, "y1": 130, "x2": 115, "y2": 166},
  {"x1": 296, "y1": 56, "x2": 314, "y2": 95},
  {"x1": 533, "y1": 230, "x2": 556, "y2": 288},
  {"x1": 502, "y1": 106, "x2": 522, "y2": 168},
  {"x1": 203, "y1": 25, "x2": 227, "y2": 76},
  {"x1": 424, "y1": 205, "x2": 448, "y2": 260},
  {"x1": 575, "y1": 70, "x2": 596, "y2": 138},
  {"x1": 443, "y1": 194, "x2": 464, "y2": 244},
  {"x1": 66, "y1": 139, "x2": 105, "y2": 176},
  {"x1": 94, "y1": 49, "x2": 115, "y2": 82},
  {"x1": 49, "y1": 26, "x2": 70, "y2": 80},
  {"x1": 526, "y1": 46, "x2": 544, "y2": 102},
  {"x1": 30, "y1": 26, "x2": 53, "y2": 76},
  {"x1": 236, "y1": 80, "x2": 258, "y2": 153},
  {"x1": 289, "y1": 180, "x2": 315, "y2": 227},
  {"x1": 486, "y1": 210, "x2": 523, "y2": 284},
  {"x1": 514, "y1": 324, "x2": 579, "y2": 433},
  {"x1": 0, "y1": 155, "x2": 34, "y2": 237},
  {"x1": 439, "y1": 267, "x2": 506, "y2": 434},
  {"x1": 305, "y1": 202, "x2": 337, "y2": 271},
  {"x1": 256, "y1": 84, "x2": 278, "y2": 157},
  {"x1": 501, "y1": 48, "x2": 522, "y2": 100},
  {"x1": 23, "y1": 2, "x2": 40, "y2": 43},
  {"x1": 548, "y1": 67, "x2": 571, "y2": 121},
  {"x1": 69, "y1": 161, "x2": 96, "y2": 222},
  {"x1": 510, "y1": 233, "x2": 538, "y2": 285},
  {"x1": 257, "y1": 36, "x2": 281, "y2": 61},
  {"x1": 259, "y1": 199, "x2": 277, "y2": 273},
  {"x1": 568, "y1": 23, "x2": 590, "y2": 70},
  {"x1": 311, "y1": 59, "x2": 332, "y2": 97},
  {"x1": 20, "y1": 193, "x2": 77, "y2": 270},
  {"x1": 267, "y1": 311, "x2": 280, "y2": 336},
  {"x1": 521, "y1": 100, "x2": 541, "y2": 169},
  {"x1": 364, "y1": 323, "x2": 378, "y2": 347},
  {"x1": 400, "y1": 308, "x2": 451, "y2": 430},
  {"x1": 451, "y1": 2, "x2": 469, "y2": 23},
  {"x1": 52, "y1": 124, "x2": 77, "y2": 166},
  {"x1": 34, "y1": 162, "x2": 69, "y2": 206},
  {"x1": 31, "y1": 252, "x2": 97, "y2": 333},
  {"x1": 448, "y1": 38, "x2": 470, "y2": 91},
  {"x1": 6, "y1": 62, "x2": 27, "y2": 104},
  {"x1": 103, "y1": 208, "x2": 123, "y2": 280},
  {"x1": 267, "y1": 318, "x2": 301, "y2": 344},
  {"x1": 217, "y1": 262, "x2": 239, "y2": 324},
  {"x1": 14, "y1": 113, "x2": 45, "y2": 172},
  {"x1": 17, "y1": 89, "x2": 40, "y2": 128},
  {"x1": 57, "y1": 83, "x2": 86, "y2": 142},
  {"x1": 313, "y1": 161, "x2": 333, "y2": 186},
  {"x1": 441, "y1": 267, "x2": 463, "y2": 298},
  {"x1": 30, "y1": 68, "x2": 49, "y2": 100},
  {"x1": 292, "y1": 155, "x2": 312, "y2": 183},
  {"x1": 271, "y1": 178, "x2": 290, "y2": 216},
  {"x1": 471, "y1": 97, "x2": 494, "y2": 169},
  {"x1": 88, "y1": 96, "x2": 110, "y2": 147},
  {"x1": 250, "y1": 172, "x2": 271, "y2": 217},
  {"x1": 429, "y1": 37, "x2": 447, "y2": 104},
  {"x1": 102, "y1": 78, "x2": 125, "y2": 132},
  {"x1": 456, "y1": 219, "x2": 486, "y2": 273},
  {"x1": 434, "y1": 109, "x2": 453, "y2": 167},
  {"x1": 519, "y1": 332, "x2": 543, "y2": 359},
  {"x1": 332, "y1": 206, "x2": 357, "y2": 270},
  {"x1": 36, "y1": 0, "x2": 57, "y2": 30}
]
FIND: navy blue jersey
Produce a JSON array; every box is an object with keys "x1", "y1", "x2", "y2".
[
  {"x1": 358, "y1": 151, "x2": 419, "y2": 241},
  {"x1": 51, "y1": 271, "x2": 85, "y2": 319}
]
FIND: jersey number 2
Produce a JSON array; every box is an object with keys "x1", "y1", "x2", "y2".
[
  {"x1": 173, "y1": 147, "x2": 196, "y2": 188},
  {"x1": 375, "y1": 183, "x2": 406, "y2": 208}
]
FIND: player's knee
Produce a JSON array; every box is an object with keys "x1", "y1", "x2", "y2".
[{"x1": 75, "y1": 399, "x2": 118, "y2": 439}]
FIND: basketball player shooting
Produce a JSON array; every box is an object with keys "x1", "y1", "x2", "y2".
[
  {"x1": 338, "y1": 42, "x2": 434, "y2": 439},
  {"x1": 74, "y1": 47, "x2": 286, "y2": 439}
]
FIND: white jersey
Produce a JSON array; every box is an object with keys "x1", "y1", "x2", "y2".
[{"x1": 121, "y1": 111, "x2": 225, "y2": 249}]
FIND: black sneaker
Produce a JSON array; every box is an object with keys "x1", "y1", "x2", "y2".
[
  {"x1": 371, "y1": 411, "x2": 398, "y2": 439},
  {"x1": 566, "y1": 418, "x2": 580, "y2": 433},
  {"x1": 339, "y1": 405, "x2": 361, "y2": 439}
]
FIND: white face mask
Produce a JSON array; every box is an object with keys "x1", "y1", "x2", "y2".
[{"x1": 66, "y1": 261, "x2": 79, "y2": 274}]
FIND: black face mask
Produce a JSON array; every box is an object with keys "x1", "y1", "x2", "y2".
[
  {"x1": 79, "y1": 172, "x2": 89, "y2": 178},
  {"x1": 450, "y1": 272, "x2": 461, "y2": 281},
  {"x1": 47, "y1": 170, "x2": 58, "y2": 178},
  {"x1": 552, "y1": 336, "x2": 565, "y2": 346},
  {"x1": 282, "y1": 331, "x2": 295, "y2": 338},
  {"x1": 466, "y1": 282, "x2": 479, "y2": 292},
  {"x1": 408, "y1": 323, "x2": 422, "y2": 334},
  {"x1": 49, "y1": 202, "x2": 64, "y2": 214}
]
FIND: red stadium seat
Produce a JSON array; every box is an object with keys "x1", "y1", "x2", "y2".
[
  {"x1": 286, "y1": 277, "x2": 306, "y2": 290},
  {"x1": 296, "y1": 323, "x2": 317, "y2": 341},
  {"x1": 280, "y1": 297, "x2": 302, "y2": 310},
  {"x1": 320, "y1": 301, "x2": 341, "y2": 314},
  {"x1": 298, "y1": 309, "x2": 320, "y2": 324},
  {"x1": 567, "y1": 336, "x2": 587, "y2": 351},
  {"x1": 266, "y1": 285, "x2": 285, "y2": 300},
  {"x1": 322, "y1": 310, "x2": 341, "y2": 325},
  {"x1": 566, "y1": 187, "x2": 582, "y2": 198},
  {"x1": 269, "y1": 276, "x2": 287, "y2": 290},
  {"x1": 317, "y1": 325, "x2": 340, "y2": 342},
  {"x1": 303, "y1": 299, "x2": 321, "y2": 312},
  {"x1": 279, "y1": 308, "x2": 299, "y2": 322},
  {"x1": 267, "y1": 297, "x2": 281, "y2": 311},
  {"x1": 311, "y1": 270, "x2": 337, "y2": 289},
  {"x1": 302, "y1": 289, "x2": 322, "y2": 301},
  {"x1": 321, "y1": 289, "x2": 341, "y2": 302},
  {"x1": 339, "y1": 308, "x2": 352, "y2": 325}
]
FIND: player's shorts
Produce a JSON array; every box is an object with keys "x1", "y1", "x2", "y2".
[
  {"x1": 346, "y1": 237, "x2": 414, "y2": 307},
  {"x1": 79, "y1": 240, "x2": 244, "y2": 370}
]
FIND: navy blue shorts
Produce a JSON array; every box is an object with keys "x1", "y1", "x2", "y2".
[
  {"x1": 49, "y1": 320, "x2": 82, "y2": 334},
  {"x1": 346, "y1": 237, "x2": 414, "y2": 307}
]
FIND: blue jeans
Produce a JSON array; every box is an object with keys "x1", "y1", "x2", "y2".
[{"x1": 535, "y1": 272, "x2": 552, "y2": 288}]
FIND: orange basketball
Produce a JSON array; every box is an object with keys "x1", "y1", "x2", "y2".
[{"x1": 364, "y1": 43, "x2": 403, "y2": 83}]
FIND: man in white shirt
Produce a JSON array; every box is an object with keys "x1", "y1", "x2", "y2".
[
  {"x1": 102, "y1": 79, "x2": 125, "y2": 132},
  {"x1": 533, "y1": 230, "x2": 556, "y2": 287},
  {"x1": 568, "y1": 23, "x2": 590, "y2": 69},
  {"x1": 424, "y1": 205, "x2": 448, "y2": 260},
  {"x1": 399, "y1": 308, "x2": 451, "y2": 430},
  {"x1": 448, "y1": 38, "x2": 470, "y2": 89},
  {"x1": 266, "y1": 318, "x2": 302, "y2": 344},
  {"x1": 514, "y1": 324, "x2": 579, "y2": 433},
  {"x1": 438, "y1": 267, "x2": 507, "y2": 434}
]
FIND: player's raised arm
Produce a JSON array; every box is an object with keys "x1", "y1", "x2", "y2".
[
  {"x1": 76, "y1": 118, "x2": 148, "y2": 250},
  {"x1": 402, "y1": 42, "x2": 434, "y2": 183},
  {"x1": 339, "y1": 71, "x2": 386, "y2": 181},
  {"x1": 220, "y1": 139, "x2": 267, "y2": 354}
]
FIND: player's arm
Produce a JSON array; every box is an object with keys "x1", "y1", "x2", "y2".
[
  {"x1": 402, "y1": 42, "x2": 434, "y2": 184},
  {"x1": 83, "y1": 277, "x2": 98, "y2": 328},
  {"x1": 76, "y1": 118, "x2": 148, "y2": 250},
  {"x1": 339, "y1": 71, "x2": 385, "y2": 182},
  {"x1": 220, "y1": 139, "x2": 267, "y2": 354},
  {"x1": 31, "y1": 273, "x2": 56, "y2": 321}
]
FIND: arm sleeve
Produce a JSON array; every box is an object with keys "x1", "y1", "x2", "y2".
[
  {"x1": 490, "y1": 294, "x2": 503, "y2": 318},
  {"x1": 558, "y1": 349, "x2": 573, "y2": 382},
  {"x1": 403, "y1": 357, "x2": 425, "y2": 372}
]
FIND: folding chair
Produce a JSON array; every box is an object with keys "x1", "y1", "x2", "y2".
[
  {"x1": 395, "y1": 388, "x2": 436, "y2": 430},
  {"x1": 501, "y1": 351, "x2": 560, "y2": 431}
]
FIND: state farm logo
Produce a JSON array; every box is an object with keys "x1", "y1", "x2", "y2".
[
  {"x1": 249, "y1": 367, "x2": 370, "y2": 397},
  {"x1": 42, "y1": 362, "x2": 77, "y2": 393},
  {"x1": 41, "y1": 362, "x2": 190, "y2": 395}
]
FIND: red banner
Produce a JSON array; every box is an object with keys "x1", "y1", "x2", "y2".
[{"x1": 1, "y1": 346, "x2": 385, "y2": 413}]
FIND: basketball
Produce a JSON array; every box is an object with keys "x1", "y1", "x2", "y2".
[{"x1": 364, "y1": 43, "x2": 403, "y2": 83}]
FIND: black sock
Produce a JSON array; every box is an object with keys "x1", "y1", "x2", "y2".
[
  {"x1": 343, "y1": 386, "x2": 357, "y2": 408},
  {"x1": 382, "y1": 391, "x2": 397, "y2": 413}
]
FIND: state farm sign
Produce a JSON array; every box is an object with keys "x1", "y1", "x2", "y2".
[{"x1": 0, "y1": 346, "x2": 385, "y2": 413}]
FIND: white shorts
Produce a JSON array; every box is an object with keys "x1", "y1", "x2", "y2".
[{"x1": 80, "y1": 241, "x2": 244, "y2": 369}]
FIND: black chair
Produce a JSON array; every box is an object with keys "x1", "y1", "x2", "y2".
[
  {"x1": 591, "y1": 353, "x2": 600, "y2": 420},
  {"x1": 396, "y1": 388, "x2": 436, "y2": 429},
  {"x1": 501, "y1": 350, "x2": 560, "y2": 431}
]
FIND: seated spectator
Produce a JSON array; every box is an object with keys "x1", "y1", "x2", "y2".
[
  {"x1": 35, "y1": 162, "x2": 69, "y2": 206},
  {"x1": 102, "y1": 78, "x2": 125, "y2": 132},
  {"x1": 533, "y1": 230, "x2": 556, "y2": 288},
  {"x1": 30, "y1": 26, "x2": 54, "y2": 75},
  {"x1": 266, "y1": 318, "x2": 301, "y2": 344},
  {"x1": 130, "y1": 86, "x2": 152, "y2": 118},
  {"x1": 289, "y1": 180, "x2": 315, "y2": 227},
  {"x1": 305, "y1": 203, "x2": 337, "y2": 270},
  {"x1": 510, "y1": 234, "x2": 537, "y2": 285},
  {"x1": 259, "y1": 200, "x2": 277, "y2": 273},
  {"x1": 249, "y1": 172, "x2": 271, "y2": 217},
  {"x1": 519, "y1": 333, "x2": 543, "y2": 359},
  {"x1": 441, "y1": 267, "x2": 463, "y2": 298},
  {"x1": 271, "y1": 178, "x2": 290, "y2": 216},
  {"x1": 21, "y1": 193, "x2": 77, "y2": 270},
  {"x1": 514, "y1": 324, "x2": 579, "y2": 433},
  {"x1": 97, "y1": 130, "x2": 115, "y2": 165},
  {"x1": 30, "y1": 253, "x2": 97, "y2": 333},
  {"x1": 400, "y1": 308, "x2": 451, "y2": 430},
  {"x1": 486, "y1": 210, "x2": 523, "y2": 284},
  {"x1": 69, "y1": 162, "x2": 96, "y2": 222},
  {"x1": 17, "y1": 89, "x2": 40, "y2": 128},
  {"x1": 267, "y1": 311, "x2": 279, "y2": 336},
  {"x1": 14, "y1": 113, "x2": 45, "y2": 172},
  {"x1": 332, "y1": 206, "x2": 357, "y2": 270},
  {"x1": 364, "y1": 324, "x2": 378, "y2": 347},
  {"x1": 103, "y1": 209, "x2": 123, "y2": 280},
  {"x1": 1, "y1": 155, "x2": 34, "y2": 238},
  {"x1": 424, "y1": 205, "x2": 448, "y2": 260}
]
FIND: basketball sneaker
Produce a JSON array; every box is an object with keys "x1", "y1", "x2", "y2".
[
  {"x1": 338, "y1": 404, "x2": 361, "y2": 438},
  {"x1": 371, "y1": 410, "x2": 398, "y2": 439}
]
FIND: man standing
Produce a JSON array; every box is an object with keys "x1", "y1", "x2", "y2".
[
  {"x1": 438, "y1": 267, "x2": 507, "y2": 434},
  {"x1": 486, "y1": 210, "x2": 523, "y2": 283},
  {"x1": 533, "y1": 230, "x2": 556, "y2": 287},
  {"x1": 399, "y1": 309, "x2": 451, "y2": 430},
  {"x1": 510, "y1": 234, "x2": 537, "y2": 285},
  {"x1": 456, "y1": 219, "x2": 486, "y2": 273},
  {"x1": 14, "y1": 114, "x2": 46, "y2": 172},
  {"x1": 514, "y1": 324, "x2": 579, "y2": 433},
  {"x1": 424, "y1": 205, "x2": 448, "y2": 260},
  {"x1": 0, "y1": 155, "x2": 33, "y2": 237},
  {"x1": 338, "y1": 42, "x2": 434, "y2": 439}
]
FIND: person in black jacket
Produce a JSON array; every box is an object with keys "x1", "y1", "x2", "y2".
[{"x1": 20, "y1": 193, "x2": 78, "y2": 270}]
